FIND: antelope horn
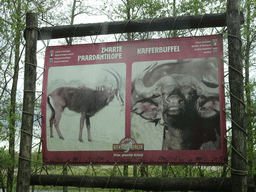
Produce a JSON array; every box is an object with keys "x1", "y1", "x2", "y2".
[
  {"x1": 110, "y1": 67, "x2": 125, "y2": 106},
  {"x1": 104, "y1": 69, "x2": 120, "y2": 90},
  {"x1": 110, "y1": 67, "x2": 122, "y2": 90},
  {"x1": 104, "y1": 68, "x2": 124, "y2": 106}
]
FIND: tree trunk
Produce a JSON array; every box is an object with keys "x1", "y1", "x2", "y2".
[
  {"x1": 227, "y1": 0, "x2": 247, "y2": 191},
  {"x1": 0, "y1": 170, "x2": 5, "y2": 192},
  {"x1": 172, "y1": 0, "x2": 177, "y2": 37},
  {"x1": 7, "y1": 0, "x2": 21, "y2": 191},
  {"x1": 67, "y1": 0, "x2": 77, "y2": 45},
  {"x1": 244, "y1": 0, "x2": 253, "y2": 177},
  {"x1": 16, "y1": 13, "x2": 38, "y2": 192},
  {"x1": 126, "y1": 0, "x2": 132, "y2": 41}
]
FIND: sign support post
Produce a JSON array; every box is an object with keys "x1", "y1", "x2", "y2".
[
  {"x1": 227, "y1": 0, "x2": 248, "y2": 192},
  {"x1": 16, "y1": 13, "x2": 38, "y2": 192}
]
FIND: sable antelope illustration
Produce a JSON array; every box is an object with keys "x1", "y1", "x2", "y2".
[
  {"x1": 131, "y1": 58, "x2": 221, "y2": 150},
  {"x1": 47, "y1": 69, "x2": 124, "y2": 142}
]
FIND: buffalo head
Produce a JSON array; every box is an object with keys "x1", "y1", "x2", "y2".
[
  {"x1": 131, "y1": 58, "x2": 221, "y2": 150},
  {"x1": 132, "y1": 58, "x2": 220, "y2": 123}
]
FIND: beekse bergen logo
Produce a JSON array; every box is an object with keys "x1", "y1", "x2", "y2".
[{"x1": 113, "y1": 138, "x2": 144, "y2": 153}]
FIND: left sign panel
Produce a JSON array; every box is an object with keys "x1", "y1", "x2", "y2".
[{"x1": 41, "y1": 44, "x2": 127, "y2": 164}]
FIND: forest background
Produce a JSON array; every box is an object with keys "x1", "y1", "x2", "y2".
[{"x1": 0, "y1": 0, "x2": 255, "y2": 191}]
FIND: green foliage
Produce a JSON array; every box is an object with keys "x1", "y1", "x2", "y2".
[
  {"x1": 113, "y1": 0, "x2": 166, "y2": 20},
  {"x1": 0, "y1": 147, "x2": 14, "y2": 169},
  {"x1": 240, "y1": 0, "x2": 256, "y2": 176},
  {"x1": 100, "y1": 0, "x2": 167, "y2": 40},
  {"x1": 0, "y1": 0, "x2": 255, "y2": 190},
  {"x1": 245, "y1": 79, "x2": 256, "y2": 175},
  {"x1": 0, "y1": 0, "x2": 63, "y2": 191}
]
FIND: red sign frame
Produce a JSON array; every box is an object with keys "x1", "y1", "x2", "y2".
[{"x1": 42, "y1": 35, "x2": 227, "y2": 165}]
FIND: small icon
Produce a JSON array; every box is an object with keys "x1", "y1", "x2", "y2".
[
  {"x1": 212, "y1": 39, "x2": 217, "y2": 47},
  {"x1": 213, "y1": 48, "x2": 218, "y2": 53},
  {"x1": 50, "y1": 50, "x2": 54, "y2": 57},
  {"x1": 49, "y1": 58, "x2": 53, "y2": 63}
]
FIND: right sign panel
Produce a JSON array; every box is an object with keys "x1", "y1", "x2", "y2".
[{"x1": 129, "y1": 35, "x2": 226, "y2": 165}]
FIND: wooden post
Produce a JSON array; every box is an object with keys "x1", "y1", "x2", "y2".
[
  {"x1": 162, "y1": 165, "x2": 167, "y2": 177},
  {"x1": 140, "y1": 165, "x2": 148, "y2": 177},
  {"x1": 37, "y1": 12, "x2": 244, "y2": 40},
  {"x1": 30, "y1": 175, "x2": 256, "y2": 191},
  {"x1": 227, "y1": 1, "x2": 247, "y2": 192},
  {"x1": 133, "y1": 165, "x2": 137, "y2": 177},
  {"x1": 133, "y1": 165, "x2": 138, "y2": 192},
  {"x1": 123, "y1": 165, "x2": 128, "y2": 177},
  {"x1": 122, "y1": 165, "x2": 128, "y2": 192},
  {"x1": 63, "y1": 165, "x2": 68, "y2": 192},
  {"x1": 16, "y1": 13, "x2": 38, "y2": 192}
]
